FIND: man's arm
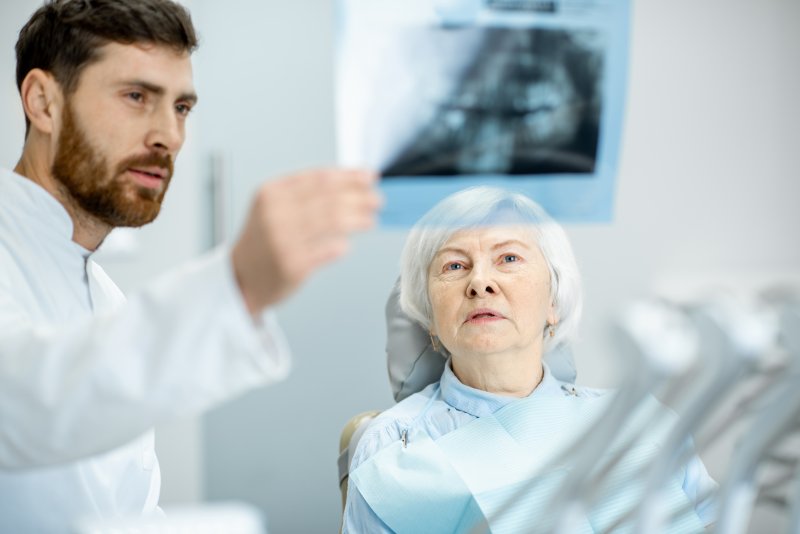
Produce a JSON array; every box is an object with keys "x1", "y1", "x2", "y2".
[
  {"x1": 0, "y1": 249, "x2": 284, "y2": 468},
  {"x1": 0, "y1": 168, "x2": 381, "y2": 469}
]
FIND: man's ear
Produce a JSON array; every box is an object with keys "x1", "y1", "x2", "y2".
[{"x1": 19, "y1": 69, "x2": 63, "y2": 136}]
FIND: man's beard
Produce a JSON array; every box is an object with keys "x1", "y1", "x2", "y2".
[{"x1": 51, "y1": 102, "x2": 173, "y2": 228}]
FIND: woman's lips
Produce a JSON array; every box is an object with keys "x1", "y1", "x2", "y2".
[{"x1": 465, "y1": 308, "x2": 506, "y2": 324}]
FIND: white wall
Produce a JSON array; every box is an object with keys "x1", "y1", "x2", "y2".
[
  {"x1": 570, "y1": 0, "x2": 800, "y2": 388},
  {"x1": 0, "y1": 1, "x2": 34, "y2": 169}
]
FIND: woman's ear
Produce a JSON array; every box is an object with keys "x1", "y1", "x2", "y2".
[
  {"x1": 19, "y1": 69, "x2": 63, "y2": 136},
  {"x1": 547, "y1": 302, "x2": 559, "y2": 327}
]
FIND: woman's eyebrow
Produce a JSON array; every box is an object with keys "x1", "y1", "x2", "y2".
[
  {"x1": 491, "y1": 239, "x2": 531, "y2": 251},
  {"x1": 434, "y1": 246, "x2": 469, "y2": 258}
]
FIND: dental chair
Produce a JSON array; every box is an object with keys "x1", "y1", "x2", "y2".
[{"x1": 337, "y1": 282, "x2": 578, "y2": 518}]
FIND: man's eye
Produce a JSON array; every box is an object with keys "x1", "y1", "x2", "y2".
[
  {"x1": 502, "y1": 255, "x2": 519, "y2": 263},
  {"x1": 175, "y1": 103, "x2": 193, "y2": 116},
  {"x1": 127, "y1": 92, "x2": 144, "y2": 102},
  {"x1": 445, "y1": 263, "x2": 463, "y2": 271}
]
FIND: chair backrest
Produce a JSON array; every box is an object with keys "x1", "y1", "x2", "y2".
[{"x1": 338, "y1": 411, "x2": 381, "y2": 514}]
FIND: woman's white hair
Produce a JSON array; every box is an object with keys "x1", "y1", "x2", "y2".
[{"x1": 399, "y1": 186, "x2": 582, "y2": 354}]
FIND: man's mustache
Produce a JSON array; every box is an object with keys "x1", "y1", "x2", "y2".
[{"x1": 116, "y1": 152, "x2": 174, "y2": 181}]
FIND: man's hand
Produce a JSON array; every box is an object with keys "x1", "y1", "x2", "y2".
[{"x1": 231, "y1": 168, "x2": 381, "y2": 315}]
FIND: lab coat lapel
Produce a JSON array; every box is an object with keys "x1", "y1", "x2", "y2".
[{"x1": 86, "y1": 259, "x2": 126, "y2": 313}]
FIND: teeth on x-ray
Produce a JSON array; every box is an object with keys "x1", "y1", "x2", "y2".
[
  {"x1": 487, "y1": 0, "x2": 558, "y2": 13},
  {"x1": 383, "y1": 27, "x2": 604, "y2": 178}
]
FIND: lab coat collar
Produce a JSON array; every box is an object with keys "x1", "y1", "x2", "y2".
[
  {"x1": 440, "y1": 359, "x2": 562, "y2": 418},
  {"x1": 0, "y1": 168, "x2": 91, "y2": 259}
]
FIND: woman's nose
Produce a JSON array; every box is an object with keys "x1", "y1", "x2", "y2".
[{"x1": 466, "y1": 268, "x2": 498, "y2": 297}]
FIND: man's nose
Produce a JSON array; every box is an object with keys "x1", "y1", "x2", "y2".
[{"x1": 145, "y1": 106, "x2": 183, "y2": 155}]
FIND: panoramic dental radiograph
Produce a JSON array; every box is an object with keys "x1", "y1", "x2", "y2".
[{"x1": 382, "y1": 27, "x2": 604, "y2": 177}]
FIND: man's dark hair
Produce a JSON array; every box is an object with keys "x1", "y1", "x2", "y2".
[{"x1": 15, "y1": 0, "x2": 198, "y2": 131}]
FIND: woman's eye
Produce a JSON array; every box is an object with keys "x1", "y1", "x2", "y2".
[
  {"x1": 502, "y1": 254, "x2": 519, "y2": 263},
  {"x1": 445, "y1": 263, "x2": 463, "y2": 271}
]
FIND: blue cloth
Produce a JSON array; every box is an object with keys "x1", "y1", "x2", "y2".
[{"x1": 342, "y1": 362, "x2": 718, "y2": 533}]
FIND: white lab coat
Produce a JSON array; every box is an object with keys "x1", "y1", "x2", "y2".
[{"x1": 0, "y1": 168, "x2": 291, "y2": 532}]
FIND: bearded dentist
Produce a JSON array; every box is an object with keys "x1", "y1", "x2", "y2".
[{"x1": 0, "y1": 0, "x2": 381, "y2": 531}]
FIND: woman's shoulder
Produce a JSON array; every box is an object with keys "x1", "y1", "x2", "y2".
[{"x1": 350, "y1": 383, "x2": 441, "y2": 469}]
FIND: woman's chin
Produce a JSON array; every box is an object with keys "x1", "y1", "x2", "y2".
[
  {"x1": 453, "y1": 344, "x2": 513, "y2": 359},
  {"x1": 450, "y1": 339, "x2": 541, "y2": 361}
]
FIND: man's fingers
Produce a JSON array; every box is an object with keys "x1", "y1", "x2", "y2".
[
  {"x1": 283, "y1": 168, "x2": 378, "y2": 202},
  {"x1": 275, "y1": 172, "x2": 381, "y2": 238},
  {"x1": 232, "y1": 167, "x2": 382, "y2": 315},
  {"x1": 303, "y1": 236, "x2": 350, "y2": 273},
  {"x1": 314, "y1": 189, "x2": 381, "y2": 233}
]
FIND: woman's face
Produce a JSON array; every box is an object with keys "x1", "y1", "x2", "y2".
[{"x1": 427, "y1": 225, "x2": 557, "y2": 360}]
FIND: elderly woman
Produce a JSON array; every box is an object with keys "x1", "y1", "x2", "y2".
[{"x1": 342, "y1": 187, "x2": 717, "y2": 533}]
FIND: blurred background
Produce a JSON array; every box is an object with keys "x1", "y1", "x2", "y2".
[{"x1": 1, "y1": 0, "x2": 798, "y2": 532}]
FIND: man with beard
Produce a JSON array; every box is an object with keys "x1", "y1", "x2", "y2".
[{"x1": 0, "y1": 0, "x2": 380, "y2": 531}]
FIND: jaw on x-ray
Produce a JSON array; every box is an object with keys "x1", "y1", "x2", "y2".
[{"x1": 380, "y1": 26, "x2": 604, "y2": 178}]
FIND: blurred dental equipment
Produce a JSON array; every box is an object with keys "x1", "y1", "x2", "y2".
[
  {"x1": 785, "y1": 299, "x2": 800, "y2": 534},
  {"x1": 468, "y1": 286, "x2": 798, "y2": 534},
  {"x1": 469, "y1": 300, "x2": 703, "y2": 534},
  {"x1": 631, "y1": 296, "x2": 779, "y2": 534},
  {"x1": 550, "y1": 300, "x2": 703, "y2": 534},
  {"x1": 714, "y1": 294, "x2": 800, "y2": 534}
]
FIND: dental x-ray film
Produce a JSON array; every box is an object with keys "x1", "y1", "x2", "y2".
[{"x1": 336, "y1": 0, "x2": 630, "y2": 225}]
